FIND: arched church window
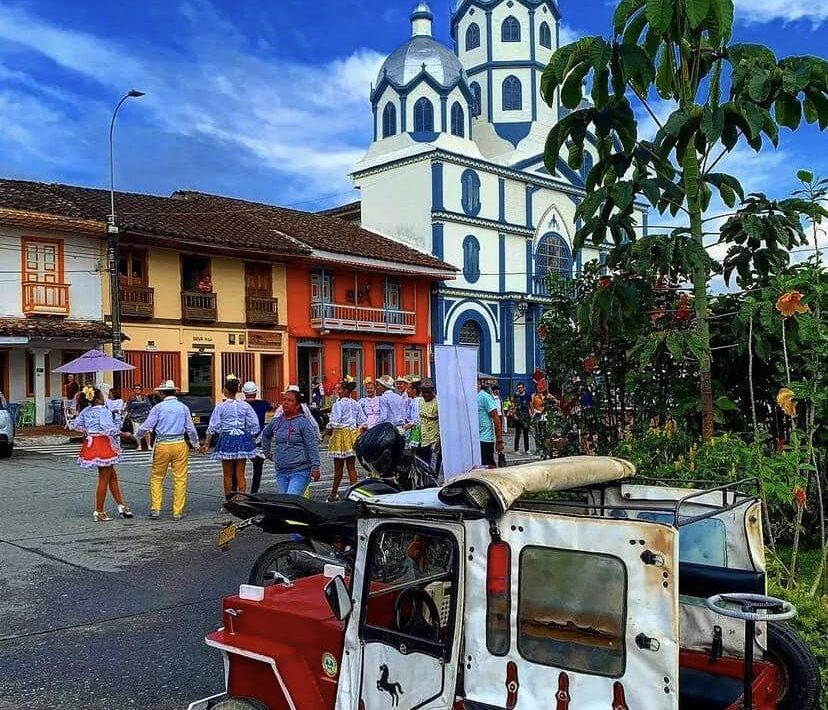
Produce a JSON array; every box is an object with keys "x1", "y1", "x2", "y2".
[
  {"x1": 466, "y1": 22, "x2": 481, "y2": 50},
  {"x1": 540, "y1": 21, "x2": 552, "y2": 49},
  {"x1": 580, "y1": 151, "x2": 593, "y2": 181},
  {"x1": 461, "y1": 169, "x2": 481, "y2": 216},
  {"x1": 534, "y1": 232, "x2": 572, "y2": 295},
  {"x1": 458, "y1": 319, "x2": 482, "y2": 347},
  {"x1": 382, "y1": 102, "x2": 397, "y2": 138},
  {"x1": 470, "y1": 82, "x2": 482, "y2": 117},
  {"x1": 463, "y1": 235, "x2": 480, "y2": 283},
  {"x1": 450, "y1": 102, "x2": 465, "y2": 137},
  {"x1": 502, "y1": 75, "x2": 523, "y2": 111},
  {"x1": 502, "y1": 16, "x2": 521, "y2": 42},
  {"x1": 413, "y1": 97, "x2": 434, "y2": 133}
]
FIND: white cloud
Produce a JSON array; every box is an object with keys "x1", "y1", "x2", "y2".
[
  {"x1": 558, "y1": 23, "x2": 582, "y2": 46},
  {"x1": 734, "y1": 0, "x2": 828, "y2": 26},
  {"x1": 0, "y1": 2, "x2": 385, "y2": 203}
]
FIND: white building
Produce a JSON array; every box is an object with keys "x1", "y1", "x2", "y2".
[
  {"x1": 0, "y1": 204, "x2": 111, "y2": 425},
  {"x1": 345, "y1": 1, "x2": 645, "y2": 390}
]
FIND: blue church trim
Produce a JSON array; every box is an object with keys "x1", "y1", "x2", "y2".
[
  {"x1": 525, "y1": 306, "x2": 535, "y2": 377},
  {"x1": 431, "y1": 162, "x2": 444, "y2": 211},
  {"x1": 432, "y1": 222, "x2": 445, "y2": 259},
  {"x1": 642, "y1": 210, "x2": 649, "y2": 237},
  {"x1": 451, "y1": 0, "x2": 561, "y2": 36},
  {"x1": 498, "y1": 233, "x2": 506, "y2": 292},
  {"x1": 372, "y1": 105, "x2": 377, "y2": 142},
  {"x1": 466, "y1": 60, "x2": 548, "y2": 75},
  {"x1": 529, "y1": 9, "x2": 538, "y2": 122},
  {"x1": 498, "y1": 178, "x2": 506, "y2": 222},
  {"x1": 432, "y1": 294, "x2": 446, "y2": 345},
  {"x1": 525, "y1": 239, "x2": 534, "y2": 293},
  {"x1": 485, "y1": 10, "x2": 493, "y2": 120},
  {"x1": 440, "y1": 95, "x2": 448, "y2": 133},
  {"x1": 411, "y1": 131, "x2": 441, "y2": 143},
  {"x1": 486, "y1": 302, "x2": 499, "y2": 321},
  {"x1": 400, "y1": 96, "x2": 407, "y2": 131},
  {"x1": 452, "y1": 309, "x2": 493, "y2": 374},
  {"x1": 525, "y1": 184, "x2": 541, "y2": 228},
  {"x1": 493, "y1": 121, "x2": 532, "y2": 147}
]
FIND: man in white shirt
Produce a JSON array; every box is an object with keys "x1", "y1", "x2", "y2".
[{"x1": 375, "y1": 375, "x2": 405, "y2": 430}]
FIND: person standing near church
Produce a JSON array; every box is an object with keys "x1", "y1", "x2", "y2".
[
  {"x1": 242, "y1": 381, "x2": 271, "y2": 494},
  {"x1": 134, "y1": 380, "x2": 200, "y2": 520},
  {"x1": 416, "y1": 378, "x2": 440, "y2": 474},
  {"x1": 358, "y1": 377, "x2": 381, "y2": 431},
  {"x1": 375, "y1": 375, "x2": 406, "y2": 430},
  {"x1": 511, "y1": 382, "x2": 532, "y2": 454},
  {"x1": 477, "y1": 380, "x2": 503, "y2": 468},
  {"x1": 325, "y1": 379, "x2": 364, "y2": 501}
]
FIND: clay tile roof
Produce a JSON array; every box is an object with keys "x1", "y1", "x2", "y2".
[
  {"x1": 0, "y1": 318, "x2": 113, "y2": 341},
  {"x1": 0, "y1": 179, "x2": 455, "y2": 273}
]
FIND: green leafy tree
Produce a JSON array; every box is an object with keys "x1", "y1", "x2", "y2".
[{"x1": 541, "y1": 0, "x2": 828, "y2": 441}]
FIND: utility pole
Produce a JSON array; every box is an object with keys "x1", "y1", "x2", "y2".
[{"x1": 107, "y1": 89, "x2": 144, "y2": 370}]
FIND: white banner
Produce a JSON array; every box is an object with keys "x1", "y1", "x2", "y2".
[{"x1": 434, "y1": 345, "x2": 480, "y2": 480}]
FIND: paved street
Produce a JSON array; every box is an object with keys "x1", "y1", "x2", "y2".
[
  {"x1": 0, "y1": 440, "x2": 537, "y2": 709},
  {"x1": 0, "y1": 444, "x2": 291, "y2": 710}
]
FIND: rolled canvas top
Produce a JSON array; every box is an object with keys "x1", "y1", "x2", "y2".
[{"x1": 438, "y1": 456, "x2": 636, "y2": 517}]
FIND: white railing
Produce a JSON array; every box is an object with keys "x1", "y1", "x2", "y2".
[{"x1": 311, "y1": 302, "x2": 416, "y2": 335}]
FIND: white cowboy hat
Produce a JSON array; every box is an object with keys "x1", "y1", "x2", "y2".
[
  {"x1": 284, "y1": 384, "x2": 301, "y2": 393},
  {"x1": 377, "y1": 375, "x2": 395, "y2": 390},
  {"x1": 242, "y1": 381, "x2": 258, "y2": 395},
  {"x1": 156, "y1": 380, "x2": 179, "y2": 392}
]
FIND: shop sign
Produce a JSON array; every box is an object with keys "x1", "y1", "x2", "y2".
[{"x1": 246, "y1": 330, "x2": 283, "y2": 351}]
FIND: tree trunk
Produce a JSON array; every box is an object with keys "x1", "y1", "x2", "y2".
[{"x1": 684, "y1": 147, "x2": 715, "y2": 442}]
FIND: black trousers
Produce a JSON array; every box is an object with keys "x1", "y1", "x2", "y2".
[
  {"x1": 513, "y1": 421, "x2": 530, "y2": 452},
  {"x1": 480, "y1": 441, "x2": 496, "y2": 467},
  {"x1": 415, "y1": 443, "x2": 442, "y2": 477},
  {"x1": 250, "y1": 456, "x2": 264, "y2": 494}
]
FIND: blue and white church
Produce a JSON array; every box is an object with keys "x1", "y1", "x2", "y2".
[{"x1": 348, "y1": 1, "x2": 612, "y2": 390}]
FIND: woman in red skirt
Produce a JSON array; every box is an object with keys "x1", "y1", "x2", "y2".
[{"x1": 70, "y1": 386, "x2": 133, "y2": 521}]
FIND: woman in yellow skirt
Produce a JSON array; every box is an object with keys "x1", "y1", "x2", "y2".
[{"x1": 325, "y1": 379, "x2": 365, "y2": 501}]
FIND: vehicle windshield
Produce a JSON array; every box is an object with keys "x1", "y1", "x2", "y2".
[{"x1": 179, "y1": 396, "x2": 214, "y2": 411}]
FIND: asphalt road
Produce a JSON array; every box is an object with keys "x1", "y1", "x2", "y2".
[
  {"x1": 0, "y1": 441, "x2": 537, "y2": 709},
  {"x1": 0, "y1": 447, "x2": 288, "y2": 710}
]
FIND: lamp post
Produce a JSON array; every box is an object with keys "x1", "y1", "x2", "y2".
[{"x1": 108, "y1": 89, "x2": 144, "y2": 363}]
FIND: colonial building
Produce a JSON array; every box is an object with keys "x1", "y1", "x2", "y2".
[
  {"x1": 0, "y1": 180, "x2": 454, "y2": 405},
  {"x1": 0, "y1": 202, "x2": 113, "y2": 425},
  {"x1": 336, "y1": 1, "x2": 645, "y2": 391}
]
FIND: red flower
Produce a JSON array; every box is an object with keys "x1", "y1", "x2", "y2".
[
  {"x1": 675, "y1": 294, "x2": 691, "y2": 323},
  {"x1": 598, "y1": 277, "x2": 611, "y2": 288},
  {"x1": 793, "y1": 486, "x2": 807, "y2": 510},
  {"x1": 651, "y1": 309, "x2": 666, "y2": 323},
  {"x1": 774, "y1": 436, "x2": 786, "y2": 452},
  {"x1": 537, "y1": 325, "x2": 547, "y2": 339},
  {"x1": 583, "y1": 356, "x2": 598, "y2": 373}
]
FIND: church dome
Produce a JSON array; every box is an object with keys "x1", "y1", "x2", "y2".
[
  {"x1": 375, "y1": 3, "x2": 466, "y2": 91},
  {"x1": 377, "y1": 37, "x2": 465, "y2": 89}
]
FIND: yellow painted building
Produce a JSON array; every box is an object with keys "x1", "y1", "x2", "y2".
[{"x1": 103, "y1": 243, "x2": 289, "y2": 401}]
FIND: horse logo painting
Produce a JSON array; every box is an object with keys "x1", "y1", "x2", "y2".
[{"x1": 377, "y1": 664, "x2": 404, "y2": 706}]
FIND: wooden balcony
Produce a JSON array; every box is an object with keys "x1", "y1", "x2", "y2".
[
  {"x1": 310, "y1": 302, "x2": 416, "y2": 335},
  {"x1": 246, "y1": 295, "x2": 279, "y2": 326},
  {"x1": 22, "y1": 281, "x2": 70, "y2": 316},
  {"x1": 181, "y1": 291, "x2": 217, "y2": 322},
  {"x1": 119, "y1": 284, "x2": 154, "y2": 319}
]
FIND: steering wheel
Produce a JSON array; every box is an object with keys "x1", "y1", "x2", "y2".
[
  {"x1": 705, "y1": 593, "x2": 797, "y2": 622},
  {"x1": 394, "y1": 587, "x2": 441, "y2": 642}
]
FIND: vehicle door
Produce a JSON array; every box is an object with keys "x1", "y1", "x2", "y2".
[
  {"x1": 336, "y1": 519, "x2": 464, "y2": 710},
  {"x1": 462, "y1": 510, "x2": 679, "y2": 709}
]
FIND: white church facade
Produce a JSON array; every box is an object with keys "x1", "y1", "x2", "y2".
[{"x1": 344, "y1": 0, "x2": 642, "y2": 389}]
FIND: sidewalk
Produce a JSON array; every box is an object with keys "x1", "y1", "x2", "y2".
[{"x1": 15, "y1": 424, "x2": 78, "y2": 447}]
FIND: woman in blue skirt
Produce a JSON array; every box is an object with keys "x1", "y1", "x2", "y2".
[{"x1": 200, "y1": 376, "x2": 260, "y2": 506}]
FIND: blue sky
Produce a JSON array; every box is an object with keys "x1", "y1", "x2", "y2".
[{"x1": 0, "y1": 0, "x2": 826, "y2": 217}]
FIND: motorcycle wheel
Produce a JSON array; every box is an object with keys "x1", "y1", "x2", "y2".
[
  {"x1": 248, "y1": 540, "x2": 318, "y2": 585},
  {"x1": 211, "y1": 698, "x2": 268, "y2": 710}
]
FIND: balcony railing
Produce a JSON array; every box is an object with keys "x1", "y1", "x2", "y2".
[
  {"x1": 181, "y1": 291, "x2": 218, "y2": 322},
  {"x1": 22, "y1": 281, "x2": 70, "y2": 316},
  {"x1": 246, "y1": 295, "x2": 279, "y2": 326},
  {"x1": 119, "y1": 284, "x2": 155, "y2": 319},
  {"x1": 310, "y1": 302, "x2": 416, "y2": 335}
]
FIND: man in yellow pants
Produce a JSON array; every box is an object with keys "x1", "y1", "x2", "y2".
[{"x1": 133, "y1": 380, "x2": 200, "y2": 520}]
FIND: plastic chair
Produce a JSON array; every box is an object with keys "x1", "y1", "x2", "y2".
[{"x1": 17, "y1": 400, "x2": 35, "y2": 427}]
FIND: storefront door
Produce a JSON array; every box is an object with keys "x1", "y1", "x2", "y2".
[
  {"x1": 188, "y1": 353, "x2": 214, "y2": 396},
  {"x1": 261, "y1": 354, "x2": 283, "y2": 405},
  {"x1": 342, "y1": 345, "x2": 363, "y2": 393},
  {"x1": 297, "y1": 345, "x2": 323, "y2": 402}
]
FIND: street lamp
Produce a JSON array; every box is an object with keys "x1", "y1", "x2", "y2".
[{"x1": 107, "y1": 89, "x2": 144, "y2": 362}]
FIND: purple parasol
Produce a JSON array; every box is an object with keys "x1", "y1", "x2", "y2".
[{"x1": 52, "y1": 349, "x2": 135, "y2": 374}]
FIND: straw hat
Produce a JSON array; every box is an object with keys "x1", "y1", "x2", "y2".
[
  {"x1": 377, "y1": 375, "x2": 395, "y2": 390},
  {"x1": 156, "y1": 380, "x2": 179, "y2": 392}
]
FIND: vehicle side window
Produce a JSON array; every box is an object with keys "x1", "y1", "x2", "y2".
[
  {"x1": 518, "y1": 546, "x2": 627, "y2": 677},
  {"x1": 636, "y1": 512, "x2": 727, "y2": 567},
  {"x1": 361, "y1": 527, "x2": 457, "y2": 658}
]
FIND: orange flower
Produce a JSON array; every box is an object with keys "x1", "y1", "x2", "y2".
[
  {"x1": 776, "y1": 291, "x2": 810, "y2": 318},
  {"x1": 776, "y1": 387, "x2": 797, "y2": 417},
  {"x1": 793, "y1": 486, "x2": 807, "y2": 510}
]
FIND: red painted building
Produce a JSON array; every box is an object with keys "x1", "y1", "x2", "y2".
[{"x1": 286, "y1": 257, "x2": 451, "y2": 397}]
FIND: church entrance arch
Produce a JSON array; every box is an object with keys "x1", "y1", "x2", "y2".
[{"x1": 452, "y1": 311, "x2": 491, "y2": 374}]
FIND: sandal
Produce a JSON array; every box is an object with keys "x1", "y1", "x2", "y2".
[
  {"x1": 118, "y1": 504, "x2": 134, "y2": 519},
  {"x1": 93, "y1": 511, "x2": 112, "y2": 522}
]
